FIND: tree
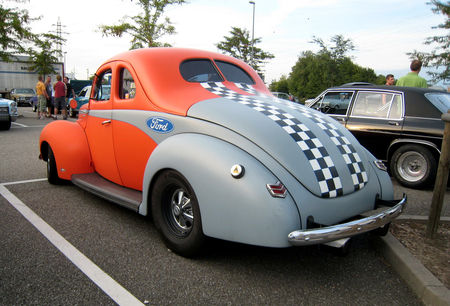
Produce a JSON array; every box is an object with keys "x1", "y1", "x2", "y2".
[
  {"x1": 216, "y1": 26, "x2": 274, "y2": 75},
  {"x1": 407, "y1": 0, "x2": 449, "y2": 82},
  {"x1": 275, "y1": 35, "x2": 378, "y2": 101},
  {"x1": 0, "y1": 3, "x2": 36, "y2": 61},
  {"x1": 100, "y1": 0, "x2": 186, "y2": 49},
  {"x1": 269, "y1": 75, "x2": 289, "y2": 93},
  {"x1": 28, "y1": 33, "x2": 65, "y2": 77}
]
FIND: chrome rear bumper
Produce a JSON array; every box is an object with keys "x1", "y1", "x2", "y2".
[{"x1": 288, "y1": 194, "x2": 407, "y2": 246}]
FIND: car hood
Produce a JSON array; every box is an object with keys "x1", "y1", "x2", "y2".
[
  {"x1": 0, "y1": 98, "x2": 13, "y2": 106},
  {"x1": 188, "y1": 82, "x2": 370, "y2": 198}
]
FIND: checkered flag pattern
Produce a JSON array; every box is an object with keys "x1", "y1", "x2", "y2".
[
  {"x1": 235, "y1": 83, "x2": 258, "y2": 95},
  {"x1": 201, "y1": 82, "x2": 344, "y2": 198},
  {"x1": 268, "y1": 97, "x2": 368, "y2": 191}
]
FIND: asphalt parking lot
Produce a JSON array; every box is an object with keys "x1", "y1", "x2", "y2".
[{"x1": 3, "y1": 107, "x2": 446, "y2": 305}]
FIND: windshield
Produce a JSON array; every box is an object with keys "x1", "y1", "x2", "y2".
[
  {"x1": 425, "y1": 92, "x2": 450, "y2": 114},
  {"x1": 17, "y1": 88, "x2": 35, "y2": 94}
]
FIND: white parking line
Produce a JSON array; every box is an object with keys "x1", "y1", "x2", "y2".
[
  {"x1": 0, "y1": 181, "x2": 144, "y2": 306},
  {"x1": 12, "y1": 122, "x2": 28, "y2": 127}
]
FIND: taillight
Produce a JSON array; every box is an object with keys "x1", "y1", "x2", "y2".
[{"x1": 266, "y1": 182, "x2": 287, "y2": 198}]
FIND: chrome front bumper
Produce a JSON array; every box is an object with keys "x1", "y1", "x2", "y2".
[{"x1": 288, "y1": 194, "x2": 407, "y2": 246}]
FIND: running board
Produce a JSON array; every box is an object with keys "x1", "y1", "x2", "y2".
[{"x1": 72, "y1": 173, "x2": 142, "y2": 211}]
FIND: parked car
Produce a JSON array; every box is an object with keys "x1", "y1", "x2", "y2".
[
  {"x1": 10, "y1": 88, "x2": 35, "y2": 106},
  {"x1": 271, "y1": 91, "x2": 300, "y2": 103},
  {"x1": 0, "y1": 97, "x2": 18, "y2": 130},
  {"x1": 308, "y1": 85, "x2": 450, "y2": 188},
  {"x1": 68, "y1": 85, "x2": 111, "y2": 117},
  {"x1": 39, "y1": 48, "x2": 406, "y2": 257}
]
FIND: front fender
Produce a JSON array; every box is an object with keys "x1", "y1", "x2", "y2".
[
  {"x1": 40, "y1": 121, "x2": 93, "y2": 180},
  {"x1": 140, "y1": 133, "x2": 301, "y2": 248}
]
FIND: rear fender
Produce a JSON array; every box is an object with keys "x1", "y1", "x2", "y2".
[
  {"x1": 40, "y1": 121, "x2": 93, "y2": 180},
  {"x1": 140, "y1": 133, "x2": 301, "y2": 248}
]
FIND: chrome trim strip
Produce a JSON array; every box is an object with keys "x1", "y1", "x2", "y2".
[{"x1": 287, "y1": 194, "x2": 407, "y2": 246}]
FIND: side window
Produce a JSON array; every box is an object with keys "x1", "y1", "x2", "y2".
[
  {"x1": 214, "y1": 60, "x2": 254, "y2": 84},
  {"x1": 180, "y1": 59, "x2": 223, "y2": 82},
  {"x1": 311, "y1": 91, "x2": 353, "y2": 115},
  {"x1": 93, "y1": 70, "x2": 112, "y2": 101},
  {"x1": 120, "y1": 68, "x2": 136, "y2": 99},
  {"x1": 352, "y1": 92, "x2": 402, "y2": 119}
]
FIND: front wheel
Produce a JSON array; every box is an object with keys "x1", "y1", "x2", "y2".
[
  {"x1": 390, "y1": 144, "x2": 436, "y2": 188},
  {"x1": 151, "y1": 170, "x2": 205, "y2": 257},
  {"x1": 47, "y1": 146, "x2": 63, "y2": 185}
]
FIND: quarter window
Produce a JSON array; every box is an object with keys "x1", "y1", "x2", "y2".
[{"x1": 120, "y1": 68, "x2": 136, "y2": 99}]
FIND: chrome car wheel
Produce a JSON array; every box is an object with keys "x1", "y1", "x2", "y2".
[
  {"x1": 168, "y1": 188, "x2": 193, "y2": 236},
  {"x1": 390, "y1": 144, "x2": 436, "y2": 188},
  {"x1": 397, "y1": 151, "x2": 427, "y2": 182},
  {"x1": 152, "y1": 170, "x2": 205, "y2": 257}
]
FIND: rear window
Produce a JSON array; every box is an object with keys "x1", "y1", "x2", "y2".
[
  {"x1": 215, "y1": 60, "x2": 254, "y2": 84},
  {"x1": 425, "y1": 92, "x2": 450, "y2": 114},
  {"x1": 180, "y1": 59, "x2": 223, "y2": 83}
]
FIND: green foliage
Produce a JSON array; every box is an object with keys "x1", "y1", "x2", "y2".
[
  {"x1": 1, "y1": 1, "x2": 64, "y2": 78},
  {"x1": 268, "y1": 75, "x2": 289, "y2": 93},
  {"x1": 216, "y1": 26, "x2": 274, "y2": 75},
  {"x1": 407, "y1": 0, "x2": 449, "y2": 82},
  {"x1": 271, "y1": 35, "x2": 379, "y2": 102},
  {"x1": 100, "y1": 0, "x2": 186, "y2": 49},
  {"x1": 28, "y1": 33, "x2": 65, "y2": 76},
  {"x1": 0, "y1": 3, "x2": 37, "y2": 61}
]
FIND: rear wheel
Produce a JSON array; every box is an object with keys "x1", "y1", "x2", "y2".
[
  {"x1": 390, "y1": 144, "x2": 436, "y2": 188},
  {"x1": 151, "y1": 170, "x2": 205, "y2": 257},
  {"x1": 47, "y1": 146, "x2": 62, "y2": 185}
]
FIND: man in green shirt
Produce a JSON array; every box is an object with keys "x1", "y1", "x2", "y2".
[{"x1": 396, "y1": 60, "x2": 428, "y2": 88}]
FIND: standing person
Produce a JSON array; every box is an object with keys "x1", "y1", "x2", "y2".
[
  {"x1": 64, "y1": 76, "x2": 76, "y2": 104},
  {"x1": 53, "y1": 74, "x2": 67, "y2": 120},
  {"x1": 396, "y1": 60, "x2": 428, "y2": 88},
  {"x1": 35, "y1": 75, "x2": 48, "y2": 119},
  {"x1": 44, "y1": 76, "x2": 53, "y2": 117},
  {"x1": 385, "y1": 74, "x2": 395, "y2": 85}
]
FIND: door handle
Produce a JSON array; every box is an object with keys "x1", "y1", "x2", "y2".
[
  {"x1": 388, "y1": 121, "x2": 399, "y2": 126},
  {"x1": 102, "y1": 120, "x2": 111, "y2": 125}
]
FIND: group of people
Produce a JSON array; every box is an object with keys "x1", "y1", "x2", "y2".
[
  {"x1": 385, "y1": 59, "x2": 428, "y2": 88},
  {"x1": 35, "y1": 75, "x2": 75, "y2": 120}
]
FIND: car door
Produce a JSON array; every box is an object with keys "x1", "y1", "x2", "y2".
[
  {"x1": 85, "y1": 68, "x2": 122, "y2": 185},
  {"x1": 111, "y1": 65, "x2": 158, "y2": 191},
  {"x1": 344, "y1": 90, "x2": 404, "y2": 160}
]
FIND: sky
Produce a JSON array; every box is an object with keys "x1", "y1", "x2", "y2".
[{"x1": 7, "y1": 0, "x2": 448, "y2": 86}]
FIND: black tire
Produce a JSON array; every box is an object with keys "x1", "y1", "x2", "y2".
[
  {"x1": 68, "y1": 107, "x2": 76, "y2": 118},
  {"x1": 390, "y1": 144, "x2": 436, "y2": 188},
  {"x1": 151, "y1": 170, "x2": 205, "y2": 257},
  {"x1": 47, "y1": 146, "x2": 62, "y2": 185},
  {"x1": 0, "y1": 119, "x2": 11, "y2": 130}
]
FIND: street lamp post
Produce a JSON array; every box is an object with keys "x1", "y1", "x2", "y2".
[{"x1": 249, "y1": 1, "x2": 255, "y2": 67}]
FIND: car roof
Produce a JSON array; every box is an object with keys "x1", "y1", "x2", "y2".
[{"x1": 99, "y1": 48, "x2": 269, "y2": 115}]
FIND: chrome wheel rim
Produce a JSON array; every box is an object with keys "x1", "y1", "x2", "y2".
[
  {"x1": 169, "y1": 188, "x2": 193, "y2": 236},
  {"x1": 397, "y1": 151, "x2": 427, "y2": 182}
]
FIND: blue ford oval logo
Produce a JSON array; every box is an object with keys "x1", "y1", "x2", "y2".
[{"x1": 146, "y1": 117, "x2": 174, "y2": 133}]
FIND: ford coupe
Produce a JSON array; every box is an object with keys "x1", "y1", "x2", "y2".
[{"x1": 39, "y1": 48, "x2": 406, "y2": 257}]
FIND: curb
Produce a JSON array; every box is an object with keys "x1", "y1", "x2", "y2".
[{"x1": 376, "y1": 233, "x2": 450, "y2": 305}]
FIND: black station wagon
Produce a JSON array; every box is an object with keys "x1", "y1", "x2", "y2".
[{"x1": 309, "y1": 85, "x2": 450, "y2": 188}]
